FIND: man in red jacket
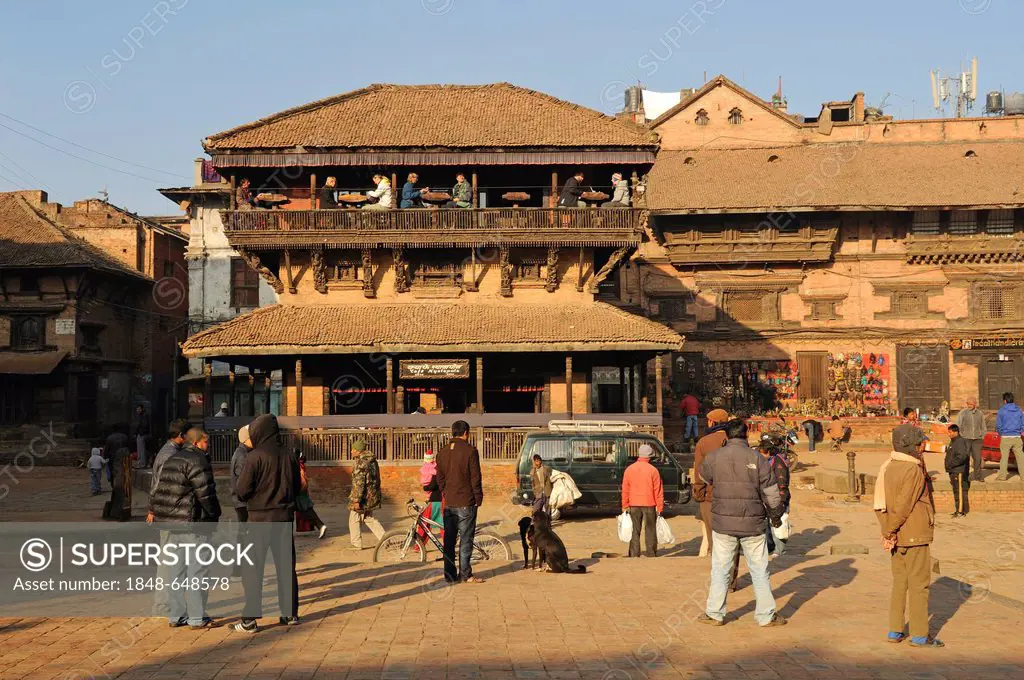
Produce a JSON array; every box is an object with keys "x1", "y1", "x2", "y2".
[{"x1": 621, "y1": 444, "x2": 664, "y2": 557}]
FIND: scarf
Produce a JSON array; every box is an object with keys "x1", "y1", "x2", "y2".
[{"x1": 873, "y1": 450, "x2": 925, "y2": 512}]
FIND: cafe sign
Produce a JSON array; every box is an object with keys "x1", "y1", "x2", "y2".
[
  {"x1": 399, "y1": 359, "x2": 470, "y2": 380},
  {"x1": 951, "y1": 337, "x2": 1024, "y2": 350}
]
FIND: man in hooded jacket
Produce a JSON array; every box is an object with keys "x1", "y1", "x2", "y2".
[{"x1": 231, "y1": 415, "x2": 301, "y2": 633}]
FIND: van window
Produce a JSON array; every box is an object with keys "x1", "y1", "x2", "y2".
[
  {"x1": 571, "y1": 439, "x2": 618, "y2": 465},
  {"x1": 624, "y1": 438, "x2": 672, "y2": 466},
  {"x1": 527, "y1": 438, "x2": 568, "y2": 464}
]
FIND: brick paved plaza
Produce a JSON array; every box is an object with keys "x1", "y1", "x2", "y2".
[{"x1": 1, "y1": 471, "x2": 1022, "y2": 679}]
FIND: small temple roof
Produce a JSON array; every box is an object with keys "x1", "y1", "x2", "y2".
[{"x1": 181, "y1": 302, "x2": 683, "y2": 357}]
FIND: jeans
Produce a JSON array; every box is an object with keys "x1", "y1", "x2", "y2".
[
  {"x1": 89, "y1": 469, "x2": 102, "y2": 494},
  {"x1": 998, "y1": 436, "x2": 1023, "y2": 478},
  {"x1": 136, "y1": 435, "x2": 147, "y2": 467},
  {"x1": 241, "y1": 522, "x2": 298, "y2": 621},
  {"x1": 802, "y1": 422, "x2": 817, "y2": 452},
  {"x1": 628, "y1": 506, "x2": 657, "y2": 557},
  {"x1": 706, "y1": 531, "x2": 777, "y2": 625},
  {"x1": 164, "y1": 532, "x2": 210, "y2": 626},
  {"x1": 684, "y1": 415, "x2": 699, "y2": 440},
  {"x1": 443, "y1": 506, "x2": 478, "y2": 582},
  {"x1": 965, "y1": 438, "x2": 983, "y2": 479}
]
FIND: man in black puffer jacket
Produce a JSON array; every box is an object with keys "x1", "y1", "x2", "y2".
[
  {"x1": 150, "y1": 427, "x2": 221, "y2": 629},
  {"x1": 698, "y1": 420, "x2": 787, "y2": 629}
]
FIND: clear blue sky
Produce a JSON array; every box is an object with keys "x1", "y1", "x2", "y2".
[{"x1": 0, "y1": 0, "x2": 1019, "y2": 214}]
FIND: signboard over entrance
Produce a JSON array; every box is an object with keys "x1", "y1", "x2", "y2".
[
  {"x1": 399, "y1": 359, "x2": 470, "y2": 380},
  {"x1": 951, "y1": 337, "x2": 1024, "y2": 350}
]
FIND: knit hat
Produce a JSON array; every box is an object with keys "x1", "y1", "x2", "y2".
[
  {"x1": 237, "y1": 425, "x2": 249, "y2": 444},
  {"x1": 352, "y1": 439, "x2": 367, "y2": 452},
  {"x1": 892, "y1": 424, "x2": 927, "y2": 454},
  {"x1": 423, "y1": 450, "x2": 435, "y2": 463},
  {"x1": 637, "y1": 444, "x2": 654, "y2": 458},
  {"x1": 707, "y1": 408, "x2": 729, "y2": 424}
]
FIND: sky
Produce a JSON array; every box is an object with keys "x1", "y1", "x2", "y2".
[{"x1": 0, "y1": 0, "x2": 1020, "y2": 215}]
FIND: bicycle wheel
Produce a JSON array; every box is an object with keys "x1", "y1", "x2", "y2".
[
  {"x1": 471, "y1": 530, "x2": 512, "y2": 562},
  {"x1": 373, "y1": 529, "x2": 427, "y2": 563}
]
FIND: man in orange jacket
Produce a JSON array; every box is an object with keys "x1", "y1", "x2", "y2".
[{"x1": 622, "y1": 444, "x2": 664, "y2": 557}]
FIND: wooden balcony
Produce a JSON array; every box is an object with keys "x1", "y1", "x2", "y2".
[
  {"x1": 221, "y1": 207, "x2": 645, "y2": 248},
  {"x1": 906, "y1": 233, "x2": 1024, "y2": 265},
  {"x1": 661, "y1": 225, "x2": 839, "y2": 265}
]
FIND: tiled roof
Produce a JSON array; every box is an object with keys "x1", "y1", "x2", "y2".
[
  {"x1": 204, "y1": 83, "x2": 657, "y2": 150},
  {"x1": 647, "y1": 142, "x2": 1024, "y2": 211},
  {"x1": 181, "y1": 303, "x2": 683, "y2": 357},
  {"x1": 0, "y1": 351, "x2": 67, "y2": 375},
  {"x1": 0, "y1": 192, "x2": 149, "y2": 277}
]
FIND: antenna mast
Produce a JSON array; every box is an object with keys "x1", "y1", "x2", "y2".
[{"x1": 930, "y1": 57, "x2": 978, "y2": 118}]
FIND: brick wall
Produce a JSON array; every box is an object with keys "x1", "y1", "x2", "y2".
[{"x1": 304, "y1": 462, "x2": 518, "y2": 504}]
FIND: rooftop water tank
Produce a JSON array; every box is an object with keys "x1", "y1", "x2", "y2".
[
  {"x1": 986, "y1": 91, "x2": 1003, "y2": 114},
  {"x1": 1004, "y1": 92, "x2": 1024, "y2": 116}
]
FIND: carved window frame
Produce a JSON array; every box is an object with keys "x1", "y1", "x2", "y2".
[
  {"x1": 695, "y1": 109, "x2": 709, "y2": 126},
  {"x1": 728, "y1": 107, "x2": 744, "y2": 125}
]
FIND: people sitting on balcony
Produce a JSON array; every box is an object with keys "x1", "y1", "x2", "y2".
[
  {"x1": 319, "y1": 176, "x2": 339, "y2": 209},
  {"x1": 400, "y1": 173, "x2": 430, "y2": 209},
  {"x1": 235, "y1": 178, "x2": 255, "y2": 211},
  {"x1": 557, "y1": 171, "x2": 585, "y2": 208},
  {"x1": 602, "y1": 173, "x2": 631, "y2": 208},
  {"x1": 363, "y1": 174, "x2": 393, "y2": 210},
  {"x1": 445, "y1": 173, "x2": 472, "y2": 208}
]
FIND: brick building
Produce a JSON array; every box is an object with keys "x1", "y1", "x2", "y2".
[
  {"x1": 0, "y1": 191, "x2": 175, "y2": 438},
  {"x1": 621, "y1": 75, "x2": 1024, "y2": 419}
]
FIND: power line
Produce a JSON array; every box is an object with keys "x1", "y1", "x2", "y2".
[
  {"x1": 0, "y1": 120, "x2": 170, "y2": 184},
  {"x1": 0, "y1": 169, "x2": 25, "y2": 189},
  {"x1": 0, "y1": 151, "x2": 46, "y2": 189},
  {"x1": 0, "y1": 111, "x2": 187, "y2": 180}
]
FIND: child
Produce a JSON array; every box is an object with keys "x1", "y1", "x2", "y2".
[
  {"x1": 945, "y1": 424, "x2": 970, "y2": 518},
  {"x1": 88, "y1": 446, "x2": 105, "y2": 495},
  {"x1": 417, "y1": 450, "x2": 443, "y2": 544}
]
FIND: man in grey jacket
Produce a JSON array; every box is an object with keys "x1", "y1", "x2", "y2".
[
  {"x1": 698, "y1": 419, "x2": 787, "y2": 628},
  {"x1": 230, "y1": 425, "x2": 252, "y2": 523},
  {"x1": 955, "y1": 398, "x2": 986, "y2": 481}
]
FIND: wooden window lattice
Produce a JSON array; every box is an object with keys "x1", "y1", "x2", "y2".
[
  {"x1": 809, "y1": 300, "x2": 838, "y2": 320},
  {"x1": 987, "y1": 209, "x2": 1015, "y2": 236},
  {"x1": 911, "y1": 210, "x2": 941, "y2": 236},
  {"x1": 728, "y1": 108, "x2": 744, "y2": 125},
  {"x1": 230, "y1": 258, "x2": 260, "y2": 307},
  {"x1": 948, "y1": 210, "x2": 978, "y2": 236},
  {"x1": 722, "y1": 291, "x2": 773, "y2": 323},
  {"x1": 975, "y1": 286, "x2": 1019, "y2": 321},
  {"x1": 890, "y1": 291, "x2": 927, "y2": 317}
]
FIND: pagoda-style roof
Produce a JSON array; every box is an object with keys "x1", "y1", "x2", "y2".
[
  {"x1": 204, "y1": 83, "x2": 657, "y2": 167},
  {"x1": 181, "y1": 302, "x2": 683, "y2": 357}
]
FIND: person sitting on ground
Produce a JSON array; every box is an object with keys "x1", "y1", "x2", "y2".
[
  {"x1": 319, "y1": 176, "x2": 339, "y2": 209},
  {"x1": 828, "y1": 416, "x2": 849, "y2": 451},
  {"x1": 400, "y1": 172, "x2": 429, "y2": 208},
  {"x1": 364, "y1": 174, "x2": 393, "y2": 210},
  {"x1": 446, "y1": 173, "x2": 472, "y2": 208},
  {"x1": 601, "y1": 172, "x2": 630, "y2": 207},
  {"x1": 557, "y1": 171, "x2": 585, "y2": 208}
]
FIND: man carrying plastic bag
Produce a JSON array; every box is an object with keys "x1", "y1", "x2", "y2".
[{"x1": 621, "y1": 444, "x2": 664, "y2": 557}]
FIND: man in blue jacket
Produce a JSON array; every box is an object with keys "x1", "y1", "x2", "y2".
[
  {"x1": 400, "y1": 172, "x2": 429, "y2": 208},
  {"x1": 996, "y1": 392, "x2": 1024, "y2": 481}
]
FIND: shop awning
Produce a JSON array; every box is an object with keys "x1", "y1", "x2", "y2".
[
  {"x1": 0, "y1": 351, "x2": 67, "y2": 375},
  {"x1": 181, "y1": 303, "x2": 684, "y2": 358}
]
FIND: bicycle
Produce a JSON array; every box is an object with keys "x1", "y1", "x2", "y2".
[{"x1": 373, "y1": 498, "x2": 512, "y2": 564}]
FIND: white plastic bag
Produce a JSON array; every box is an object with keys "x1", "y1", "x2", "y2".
[
  {"x1": 656, "y1": 515, "x2": 675, "y2": 545},
  {"x1": 617, "y1": 511, "x2": 633, "y2": 543},
  {"x1": 771, "y1": 512, "x2": 792, "y2": 541}
]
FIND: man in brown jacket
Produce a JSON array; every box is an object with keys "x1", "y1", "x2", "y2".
[
  {"x1": 693, "y1": 408, "x2": 730, "y2": 557},
  {"x1": 436, "y1": 420, "x2": 484, "y2": 584},
  {"x1": 875, "y1": 424, "x2": 942, "y2": 648}
]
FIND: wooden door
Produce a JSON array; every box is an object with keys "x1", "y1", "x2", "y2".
[
  {"x1": 797, "y1": 352, "x2": 828, "y2": 402},
  {"x1": 896, "y1": 345, "x2": 949, "y2": 413},
  {"x1": 982, "y1": 357, "x2": 1022, "y2": 410}
]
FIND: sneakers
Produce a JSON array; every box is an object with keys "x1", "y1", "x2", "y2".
[
  {"x1": 230, "y1": 620, "x2": 259, "y2": 634},
  {"x1": 887, "y1": 632, "x2": 906, "y2": 644},
  {"x1": 279, "y1": 616, "x2": 300, "y2": 626},
  {"x1": 696, "y1": 613, "x2": 724, "y2": 627},
  {"x1": 908, "y1": 636, "x2": 944, "y2": 648},
  {"x1": 318, "y1": 525, "x2": 327, "y2": 539},
  {"x1": 760, "y1": 614, "x2": 788, "y2": 627}
]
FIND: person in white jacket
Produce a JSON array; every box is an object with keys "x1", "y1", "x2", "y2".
[
  {"x1": 547, "y1": 469, "x2": 582, "y2": 520},
  {"x1": 364, "y1": 174, "x2": 393, "y2": 210}
]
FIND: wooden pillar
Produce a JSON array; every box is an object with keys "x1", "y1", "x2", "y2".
[
  {"x1": 229, "y1": 175, "x2": 237, "y2": 210},
  {"x1": 542, "y1": 383, "x2": 551, "y2": 414},
  {"x1": 471, "y1": 172, "x2": 478, "y2": 208},
  {"x1": 310, "y1": 173, "x2": 317, "y2": 209},
  {"x1": 248, "y1": 371, "x2": 256, "y2": 417},
  {"x1": 228, "y1": 363, "x2": 236, "y2": 416},
  {"x1": 203, "y1": 359, "x2": 212, "y2": 419},
  {"x1": 385, "y1": 357, "x2": 394, "y2": 414},
  {"x1": 576, "y1": 247, "x2": 585, "y2": 292},
  {"x1": 655, "y1": 354, "x2": 664, "y2": 415},
  {"x1": 565, "y1": 355, "x2": 573, "y2": 416},
  {"x1": 323, "y1": 381, "x2": 331, "y2": 416},
  {"x1": 264, "y1": 373, "x2": 272, "y2": 416},
  {"x1": 641, "y1": 360, "x2": 649, "y2": 414},
  {"x1": 618, "y1": 366, "x2": 626, "y2": 414},
  {"x1": 396, "y1": 385, "x2": 405, "y2": 414},
  {"x1": 550, "y1": 172, "x2": 558, "y2": 207},
  {"x1": 391, "y1": 173, "x2": 398, "y2": 205},
  {"x1": 629, "y1": 364, "x2": 636, "y2": 414},
  {"x1": 295, "y1": 359, "x2": 303, "y2": 416},
  {"x1": 283, "y1": 250, "x2": 296, "y2": 294},
  {"x1": 476, "y1": 356, "x2": 484, "y2": 412}
]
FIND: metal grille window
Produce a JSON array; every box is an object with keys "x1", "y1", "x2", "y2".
[
  {"x1": 911, "y1": 211, "x2": 941, "y2": 236},
  {"x1": 230, "y1": 258, "x2": 260, "y2": 307},
  {"x1": 948, "y1": 210, "x2": 978, "y2": 235},
  {"x1": 987, "y1": 209, "x2": 1015, "y2": 236},
  {"x1": 722, "y1": 291, "x2": 774, "y2": 323},
  {"x1": 658, "y1": 299, "x2": 688, "y2": 320},
  {"x1": 974, "y1": 286, "x2": 1020, "y2": 320},
  {"x1": 890, "y1": 291, "x2": 927, "y2": 316}
]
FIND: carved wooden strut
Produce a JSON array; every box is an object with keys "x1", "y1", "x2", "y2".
[
  {"x1": 545, "y1": 246, "x2": 560, "y2": 293},
  {"x1": 588, "y1": 246, "x2": 632, "y2": 293},
  {"x1": 393, "y1": 247, "x2": 410, "y2": 293},
  {"x1": 499, "y1": 246, "x2": 513, "y2": 297},
  {"x1": 236, "y1": 247, "x2": 284, "y2": 294},
  {"x1": 311, "y1": 249, "x2": 328, "y2": 294},
  {"x1": 361, "y1": 249, "x2": 375, "y2": 298}
]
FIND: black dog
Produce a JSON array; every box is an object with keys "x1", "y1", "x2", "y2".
[
  {"x1": 518, "y1": 516, "x2": 537, "y2": 569},
  {"x1": 530, "y1": 510, "x2": 586, "y2": 573}
]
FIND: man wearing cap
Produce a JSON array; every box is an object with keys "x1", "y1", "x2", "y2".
[
  {"x1": 693, "y1": 409, "x2": 730, "y2": 557},
  {"x1": 621, "y1": 444, "x2": 664, "y2": 557},
  {"x1": 874, "y1": 423, "x2": 942, "y2": 648},
  {"x1": 215, "y1": 402, "x2": 230, "y2": 417},
  {"x1": 348, "y1": 440, "x2": 386, "y2": 549}
]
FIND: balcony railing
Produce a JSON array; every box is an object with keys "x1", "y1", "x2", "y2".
[{"x1": 222, "y1": 207, "x2": 644, "y2": 233}]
